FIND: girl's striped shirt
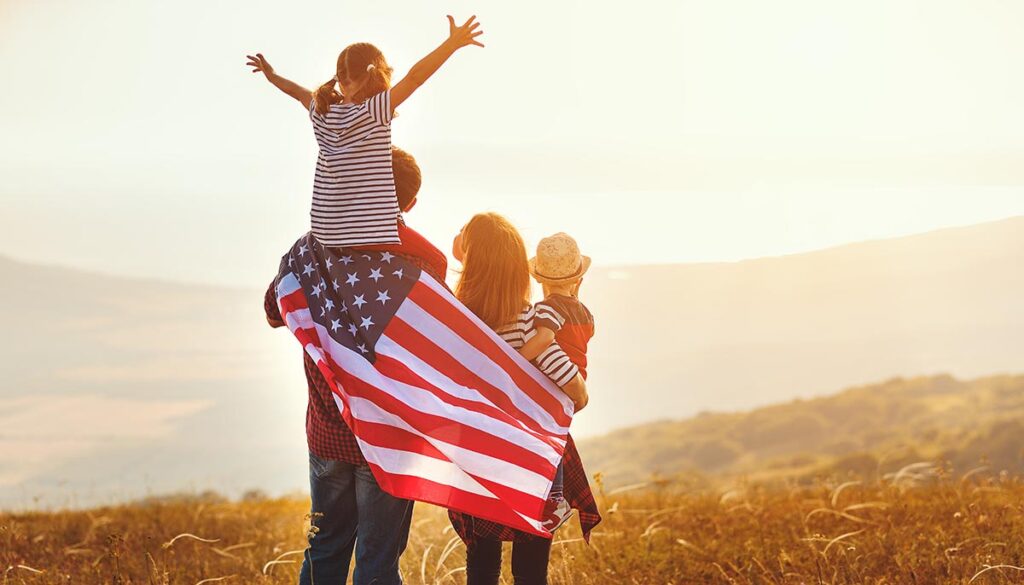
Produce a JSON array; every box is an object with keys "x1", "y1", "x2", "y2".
[
  {"x1": 497, "y1": 305, "x2": 580, "y2": 387},
  {"x1": 308, "y1": 90, "x2": 400, "y2": 247}
]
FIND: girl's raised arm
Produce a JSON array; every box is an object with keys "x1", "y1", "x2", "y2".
[
  {"x1": 246, "y1": 53, "x2": 313, "y2": 110},
  {"x1": 390, "y1": 15, "x2": 484, "y2": 110}
]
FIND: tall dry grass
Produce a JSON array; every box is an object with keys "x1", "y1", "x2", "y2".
[{"x1": 4, "y1": 468, "x2": 1024, "y2": 584}]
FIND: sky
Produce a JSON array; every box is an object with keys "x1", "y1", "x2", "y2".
[{"x1": 2, "y1": 0, "x2": 1024, "y2": 287}]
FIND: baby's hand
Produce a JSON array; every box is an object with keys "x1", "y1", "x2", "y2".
[
  {"x1": 446, "y1": 15, "x2": 485, "y2": 49},
  {"x1": 246, "y1": 53, "x2": 275, "y2": 79}
]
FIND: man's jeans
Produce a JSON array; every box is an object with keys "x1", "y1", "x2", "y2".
[{"x1": 299, "y1": 452, "x2": 414, "y2": 585}]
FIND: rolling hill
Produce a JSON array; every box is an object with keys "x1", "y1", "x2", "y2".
[
  {"x1": 578, "y1": 373, "x2": 1024, "y2": 487},
  {"x1": 0, "y1": 216, "x2": 1021, "y2": 506}
]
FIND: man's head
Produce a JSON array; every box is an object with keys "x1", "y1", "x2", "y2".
[{"x1": 392, "y1": 146, "x2": 422, "y2": 213}]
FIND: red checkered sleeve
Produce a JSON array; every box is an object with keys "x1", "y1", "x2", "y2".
[{"x1": 302, "y1": 353, "x2": 365, "y2": 465}]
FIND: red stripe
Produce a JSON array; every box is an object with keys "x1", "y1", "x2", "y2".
[
  {"x1": 406, "y1": 281, "x2": 571, "y2": 426},
  {"x1": 344, "y1": 390, "x2": 547, "y2": 525},
  {"x1": 364, "y1": 464, "x2": 546, "y2": 537},
  {"x1": 374, "y1": 338, "x2": 563, "y2": 456},
  {"x1": 384, "y1": 316, "x2": 562, "y2": 442},
  {"x1": 357, "y1": 415, "x2": 550, "y2": 519},
  {"x1": 278, "y1": 289, "x2": 308, "y2": 315},
  {"x1": 368, "y1": 354, "x2": 557, "y2": 477},
  {"x1": 333, "y1": 360, "x2": 556, "y2": 480}
]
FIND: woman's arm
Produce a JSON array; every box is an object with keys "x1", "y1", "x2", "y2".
[
  {"x1": 561, "y1": 375, "x2": 589, "y2": 413},
  {"x1": 390, "y1": 15, "x2": 484, "y2": 110},
  {"x1": 246, "y1": 53, "x2": 313, "y2": 109},
  {"x1": 518, "y1": 327, "x2": 556, "y2": 361}
]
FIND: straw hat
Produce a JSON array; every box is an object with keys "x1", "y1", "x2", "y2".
[{"x1": 528, "y1": 232, "x2": 591, "y2": 285}]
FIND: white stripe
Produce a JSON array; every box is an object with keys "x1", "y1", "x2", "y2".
[
  {"x1": 276, "y1": 272, "x2": 302, "y2": 298},
  {"x1": 419, "y1": 275, "x2": 570, "y2": 415},
  {"x1": 396, "y1": 298, "x2": 571, "y2": 436},
  {"x1": 347, "y1": 394, "x2": 552, "y2": 496},
  {"x1": 375, "y1": 334, "x2": 565, "y2": 455}
]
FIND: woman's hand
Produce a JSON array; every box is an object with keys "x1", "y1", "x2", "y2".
[
  {"x1": 246, "y1": 53, "x2": 275, "y2": 80},
  {"x1": 561, "y1": 375, "x2": 589, "y2": 413},
  {"x1": 445, "y1": 15, "x2": 485, "y2": 50}
]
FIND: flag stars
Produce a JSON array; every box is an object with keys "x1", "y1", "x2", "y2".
[
  {"x1": 369, "y1": 268, "x2": 384, "y2": 282},
  {"x1": 393, "y1": 268, "x2": 404, "y2": 280},
  {"x1": 352, "y1": 294, "x2": 367, "y2": 309},
  {"x1": 360, "y1": 316, "x2": 375, "y2": 330},
  {"x1": 299, "y1": 244, "x2": 309, "y2": 256},
  {"x1": 341, "y1": 255, "x2": 354, "y2": 265},
  {"x1": 325, "y1": 257, "x2": 333, "y2": 270},
  {"x1": 332, "y1": 279, "x2": 341, "y2": 292},
  {"x1": 357, "y1": 343, "x2": 369, "y2": 354},
  {"x1": 312, "y1": 284, "x2": 323, "y2": 298},
  {"x1": 331, "y1": 319, "x2": 342, "y2": 332},
  {"x1": 376, "y1": 290, "x2": 391, "y2": 305},
  {"x1": 348, "y1": 323, "x2": 358, "y2": 336},
  {"x1": 324, "y1": 298, "x2": 335, "y2": 311},
  {"x1": 380, "y1": 252, "x2": 395, "y2": 264},
  {"x1": 303, "y1": 263, "x2": 315, "y2": 277},
  {"x1": 346, "y1": 272, "x2": 360, "y2": 287}
]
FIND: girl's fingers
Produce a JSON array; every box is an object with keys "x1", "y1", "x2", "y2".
[
  {"x1": 471, "y1": 40, "x2": 485, "y2": 48},
  {"x1": 471, "y1": 30, "x2": 484, "y2": 37},
  {"x1": 462, "y1": 15, "x2": 476, "y2": 28},
  {"x1": 447, "y1": 15, "x2": 456, "y2": 30}
]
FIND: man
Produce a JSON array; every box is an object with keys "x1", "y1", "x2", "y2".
[{"x1": 265, "y1": 146, "x2": 446, "y2": 585}]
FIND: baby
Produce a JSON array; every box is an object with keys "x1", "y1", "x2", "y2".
[{"x1": 518, "y1": 232, "x2": 595, "y2": 530}]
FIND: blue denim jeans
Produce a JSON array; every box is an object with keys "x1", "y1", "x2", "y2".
[{"x1": 299, "y1": 452, "x2": 414, "y2": 585}]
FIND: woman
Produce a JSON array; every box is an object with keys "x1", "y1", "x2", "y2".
[{"x1": 448, "y1": 213, "x2": 602, "y2": 585}]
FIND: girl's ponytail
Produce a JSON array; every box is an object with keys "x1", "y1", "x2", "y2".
[{"x1": 313, "y1": 78, "x2": 342, "y2": 116}]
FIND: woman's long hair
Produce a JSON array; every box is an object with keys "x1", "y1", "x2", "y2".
[
  {"x1": 455, "y1": 213, "x2": 531, "y2": 331},
  {"x1": 313, "y1": 42, "x2": 393, "y2": 115}
]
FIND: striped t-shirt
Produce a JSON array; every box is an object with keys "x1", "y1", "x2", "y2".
[
  {"x1": 308, "y1": 90, "x2": 400, "y2": 247},
  {"x1": 496, "y1": 305, "x2": 580, "y2": 388}
]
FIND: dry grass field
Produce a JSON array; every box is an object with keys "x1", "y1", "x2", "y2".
[{"x1": 5, "y1": 469, "x2": 1024, "y2": 584}]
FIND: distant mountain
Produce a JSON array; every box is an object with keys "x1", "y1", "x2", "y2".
[
  {"x1": 578, "y1": 216, "x2": 1024, "y2": 437},
  {"x1": 0, "y1": 216, "x2": 1021, "y2": 506},
  {"x1": 0, "y1": 256, "x2": 310, "y2": 507},
  {"x1": 578, "y1": 373, "x2": 1024, "y2": 487}
]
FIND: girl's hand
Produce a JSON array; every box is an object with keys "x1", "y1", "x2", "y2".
[
  {"x1": 445, "y1": 15, "x2": 485, "y2": 50},
  {"x1": 246, "y1": 53, "x2": 275, "y2": 79}
]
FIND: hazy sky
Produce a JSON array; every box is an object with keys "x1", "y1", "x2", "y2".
[{"x1": 2, "y1": 0, "x2": 1023, "y2": 286}]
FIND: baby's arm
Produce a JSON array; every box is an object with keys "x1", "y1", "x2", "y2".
[
  {"x1": 390, "y1": 15, "x2": 484, "y2": 110},
  {"x1": 518, "y1": 326, "x2": 556, "y2": 361},
  {"x1": 246, "y1": 54, "x2": 313, "y2": 109},
  {"x1": 561, "y1": 374, "x2": 589, "y2": 412}
]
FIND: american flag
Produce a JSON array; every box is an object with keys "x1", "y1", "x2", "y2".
[{"x1": 274, "y1": 234, "x2": 574, "y2": 536}]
